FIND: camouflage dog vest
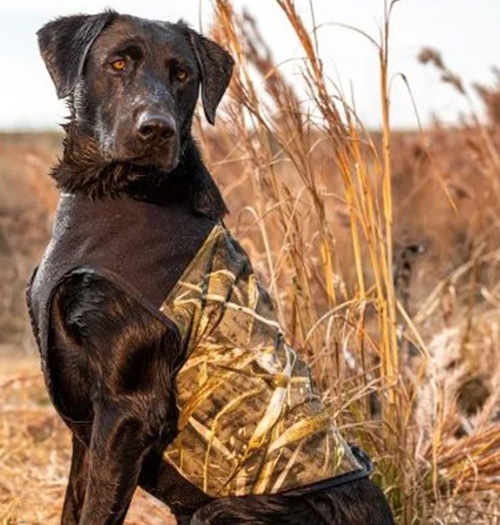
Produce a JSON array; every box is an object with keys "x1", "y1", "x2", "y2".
[
  {"x1": 161, "y1": 224, "x2": 369, "y2": 496},
  {"x1": 27, "y1": 194, "x2": 371, "y2": 500}
]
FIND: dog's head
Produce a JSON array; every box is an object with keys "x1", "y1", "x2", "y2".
[{"x1": 37, "y1": 11, "x2": 234, "y2": 172}]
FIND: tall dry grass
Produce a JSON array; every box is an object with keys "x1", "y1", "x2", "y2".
[{"x1": 195, "y1": 1, "x2": 500, "y2": 522}]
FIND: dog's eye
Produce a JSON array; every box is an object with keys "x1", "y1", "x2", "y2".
[
  {"x1": 175, "y1": 68, "x2": 189, "y2": 82},
  {"x1": 110, "y1": 59, "x2": 127, "y2": 72}
]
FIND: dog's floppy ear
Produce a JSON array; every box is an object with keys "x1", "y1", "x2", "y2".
[
  {"x1": 37, "y1": 11, "x2": 116, "y2": 99},
  {"x1": 186, "y1": 28, "x2": 234, "y2": 125}
]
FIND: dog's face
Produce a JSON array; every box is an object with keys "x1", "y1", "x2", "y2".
[
  {"x1": 76, "y1": 17, "x2": 201, "y2": 171},
  {"x1": 37, "y1": 12, "x2": 234, "y2": 172}
]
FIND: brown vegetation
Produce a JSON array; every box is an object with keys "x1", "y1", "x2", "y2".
[{"x1": 1, "y1": 0, "x2": 500, "y2": 522}]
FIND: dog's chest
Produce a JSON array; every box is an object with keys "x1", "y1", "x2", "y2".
[{"x1": 27, "y1": 194, "x2": 215, "y2": 358}]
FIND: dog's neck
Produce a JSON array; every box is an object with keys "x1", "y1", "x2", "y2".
[{"x1": 51, "y1": 123, "x2": 228, "y2": 221}]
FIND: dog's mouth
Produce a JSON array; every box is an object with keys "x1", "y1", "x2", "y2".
[
  {"x1": 130, "y1": 152, "x2": 180, "y2": 172},
  {"x1": 111, "y1": 140, "x2": 180, "y2": 172}
]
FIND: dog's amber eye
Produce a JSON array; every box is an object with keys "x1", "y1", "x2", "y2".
[
  {"x1": 111, "y1": 59, "x2": 126, "y2": 71},
  {"x1": 175, "y1": 68, "x2": 189, "y2": 82}
]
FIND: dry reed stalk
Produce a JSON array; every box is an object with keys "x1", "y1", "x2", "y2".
[{"x1": 209, "y1": 0, "x2": 409, "y2": 515}]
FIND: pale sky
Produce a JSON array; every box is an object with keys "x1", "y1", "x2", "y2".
[{"x1": 0, "y1": 0, "x2": 499, "y2": 130}]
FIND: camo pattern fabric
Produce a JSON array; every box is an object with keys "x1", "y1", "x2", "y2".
[{"x1": 161, "y1": 224, "x2": 364, "y2": 498}]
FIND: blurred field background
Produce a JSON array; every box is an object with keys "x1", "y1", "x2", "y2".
[{"x1": 2, "y1": 0, "x2": 500, "y2": 523}]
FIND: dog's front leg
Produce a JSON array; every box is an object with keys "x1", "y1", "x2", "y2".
[
  {"x1": 78, "y1": 398, "x2": 153, "y2": 524},
  {"x1": 50, "y1": 271, "x2": 182, "y2": 524},
  {"x1": 61, "y1": 435, "x2": 89, "y2": 524}
]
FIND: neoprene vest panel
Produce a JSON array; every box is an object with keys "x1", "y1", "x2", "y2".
[{"x1": 27, "y1": 194, "x2": 371, "y2": 499}]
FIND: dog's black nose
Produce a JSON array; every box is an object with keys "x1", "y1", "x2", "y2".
[{"x1": 136, "y1": 113, "x2": 176, "y2": 142}]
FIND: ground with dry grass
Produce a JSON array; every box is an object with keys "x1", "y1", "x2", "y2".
[{"x1": 1, "y1": 1, "x2": 500, "y2": 523}]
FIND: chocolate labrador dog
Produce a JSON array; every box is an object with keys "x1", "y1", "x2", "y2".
[{"x1": 27, "y1": 10, "x2": 394, "y2": 525}]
